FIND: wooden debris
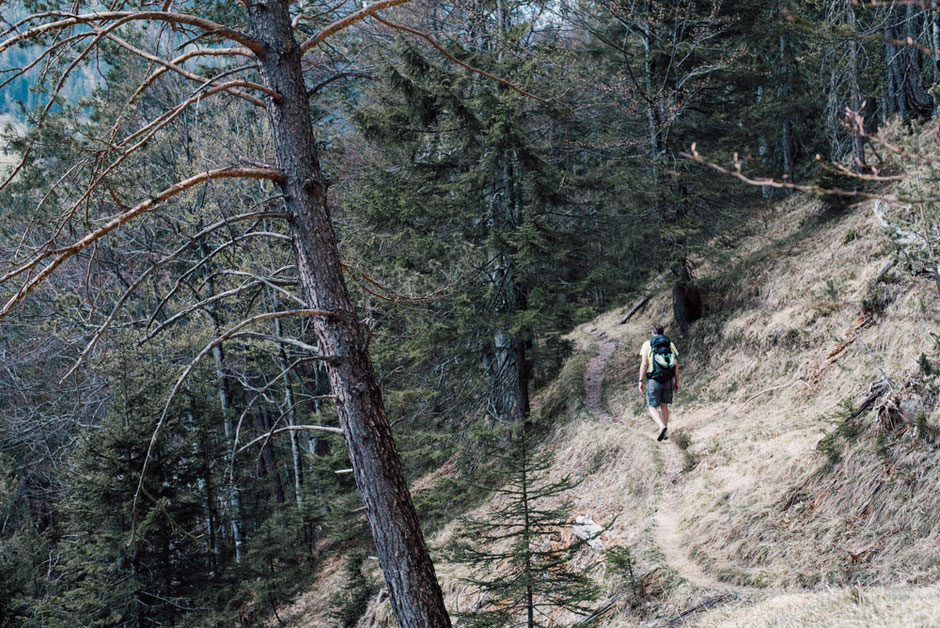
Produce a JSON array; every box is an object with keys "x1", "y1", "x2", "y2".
[
  {"x1": 875, "y1": 258, "x2": 895, "y2": 282},
  {"x1": 619, "y1": 294, "x2": 651, "y2": 324},
  {"x1": 826, "y1": 313, "x2": 874, "y2": 361},
  {"x1": 355, "y1": 588, "x2": 388, "y2": 628},
  {"x1": 662, "y1": 593, "x2": 734, "y2": 627},
  {"x1": 571, "y1": 593, "x2": 625, "y2": 627}
]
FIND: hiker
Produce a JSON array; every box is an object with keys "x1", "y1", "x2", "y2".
[{"x1": 637, "y1": 325, "x2": 680, "y2": 442}]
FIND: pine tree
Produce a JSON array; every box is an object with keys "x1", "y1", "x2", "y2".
[{"x1": 449, "y1": 428, "x2": 598, "y2": 627}]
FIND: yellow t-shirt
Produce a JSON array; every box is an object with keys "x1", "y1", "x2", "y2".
[{"x1": 639, "y1": 339, "x2": 679, "y2": 374}]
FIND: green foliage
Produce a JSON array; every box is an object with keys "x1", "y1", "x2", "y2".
[
  {"x1": 919, "y1": 353, "x2": 934, "y2": 377},
  {"x1": 606, "y1": 546, "x2": 639, "y2": 594},
  {"x1": 861, "y1": 281, "x2": 894, "y2": 316},
  {"x1": 328, "y1": 549, "x2": 376, "y2": 628},
  {"x1": 816, "y1": 400, "x2": 863, "y2": 464},
  {"x1": 449, "y1": 428, "x2": 599, "y2": 627}
]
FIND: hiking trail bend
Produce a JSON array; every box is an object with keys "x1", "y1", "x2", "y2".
[{"x1": 584, "y1": 328, "x2": 759, "y2": 598}]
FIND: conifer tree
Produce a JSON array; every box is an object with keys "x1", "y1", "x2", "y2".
[{"x1": 449, "y1": 428, "x2": 598, "y2": 627}]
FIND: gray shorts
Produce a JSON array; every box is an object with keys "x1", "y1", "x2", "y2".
[{"x1": 646, "y1": 377, "x2": 673, "y2": 407}]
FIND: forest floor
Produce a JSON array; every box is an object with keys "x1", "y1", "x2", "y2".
[{"x1": 284, "y1": 192, "x2": 940, "y2": 626}]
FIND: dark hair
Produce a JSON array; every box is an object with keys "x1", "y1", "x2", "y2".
[{"x1": 652, "y1": 325, "x2": 664, "y2": 335}]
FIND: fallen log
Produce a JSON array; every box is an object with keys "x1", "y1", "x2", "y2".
[
  {"x1": 619, "y1": 295, "x2": 651, "y2": 324},
  {"x1": 662, "y1": 593, "x2": 733, "y2": 627}
]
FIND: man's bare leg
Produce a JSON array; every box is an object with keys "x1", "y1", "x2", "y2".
[
  {"x1": 660, "y1": 403, "x2": 669, "y2": 427},
  {"x1": 647, "y1": 405, "x2": 665, "y2": 430}
]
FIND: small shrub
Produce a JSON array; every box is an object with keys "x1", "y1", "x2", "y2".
[
  {"x1": 782, "y1": 328, "x2": 801, "y2": 348},
  {"x1": 816, "y1": 431, "x2": 841, "y2": 463},
  {"x1": 328, "y1": 549, "x2": 374, "y2": 628},
  {"x1": 816, "y1": 400, "x2": 861, "y2": 464},
  {"x1": 606, "y1": 546, "x2": 639, "y2": 592},
  {"x1": 861, "y1": 281, "x2": 893, "y2": 315},
  {"x1": 918, "y1": 353, "x2": 933, "y2": 377},
  {"x1": 672, "y1": 429, "x2": 692, "y2": 451}
]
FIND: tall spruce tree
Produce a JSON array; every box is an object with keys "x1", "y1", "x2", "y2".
[{"x1": 349, "y1": 29, "x2": 613, "y2": 429}]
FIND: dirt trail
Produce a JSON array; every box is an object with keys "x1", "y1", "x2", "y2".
[
  {"x1": 584, "y1": 328, "x2": 618, "y2": 421},
  {"x1": 584, "y1": 328, "x2": 757, "y2": 598}
]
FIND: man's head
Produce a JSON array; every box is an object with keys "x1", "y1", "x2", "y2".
[{"x1": 652, "y1": 324, "x2": 664, "y2": 336}]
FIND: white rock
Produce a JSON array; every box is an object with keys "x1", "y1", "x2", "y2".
[{"x1": 572, "y1": 516, "x2": 604, "y2": 551}]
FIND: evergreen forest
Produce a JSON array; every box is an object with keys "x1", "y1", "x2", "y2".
[{"x1": 1, "y1": 1, "x2": 939, "y2": 626}]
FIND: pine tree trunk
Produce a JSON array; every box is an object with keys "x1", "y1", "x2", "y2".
[
  {"x1": 246, "y1": 2, "x2": 450, "y2": 625},
  {"x1": 931, "y1": 9, "x2": 940, "y2": 86},
  {"x1": 781, "y1": 118, "x2": 794, "y2": 188},
  {"x1": 254, "y1": 409, "x2": 287, "y2": 504},
  {"x1": 885, "y1": 6, "x2": 934, "y2": 121}
]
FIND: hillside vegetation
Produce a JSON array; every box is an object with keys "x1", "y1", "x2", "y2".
[
  {"x1": 4, "y1": 2, "x2": 940, "y2": 625},
  {"x1": 299, "y1": 185, "x2": 940, "y2": 627}
]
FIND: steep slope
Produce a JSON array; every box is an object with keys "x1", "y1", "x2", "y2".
[
  {"x1": 285, "y1": 190, "x2": 939, "y2": 626},
  {"x1": 436, "y1": 193, "x2": 936, "y2": 626}
]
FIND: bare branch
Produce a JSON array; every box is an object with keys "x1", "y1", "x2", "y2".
[
  {"x1": 681, "y1": 144, "x2": 940, "y2": 204},
  {"x1": 0, "y1": 32, "x2": 90, "y2": 91},
  {"x1": 301, "y1": 0, "x2": 411, "y2": 52},
  {"x1": 231, "y1": 331, "x2": 321, "y2": 354},
  {"x1": 370, "y1": 15, "x2": 561, "y2": 110},
  {"x1": 146, "y1": 233, "x2": 294, "y2": 326},
  {"x1": 292, "y1": 0, "x2": 349, "y2": 28},
  {"x1": 139, "y1": 281, "x2": 270, "y2": 345},
  {"x1": 131, "y1": 46, "x2": 254, "y2": 102},
  {"x1": 236, "y1": 423, "x2": 343, "y2": 455},
  {"x1": 0, "y1": 167, "x2": 284, "y2": 322},
  {"x1": 59, "y1": 211, "x2": 290, "y2": 382},
  {"x1": 341, "y1": 261, "x2": 451, "y2": 303},
  {"x1": 131, "y1": 308, "x2": 336, "y2": 540},
  {"x1": 99, "y1": 32, "x2": 273, "y2": 106},
  {"x1": 0, "y1": 11, "x2": 263, "y2": 55}
]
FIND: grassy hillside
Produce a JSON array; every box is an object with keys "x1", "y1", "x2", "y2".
[{"x1": 282, "y1": 185, "x2": 939, "y2": 626}]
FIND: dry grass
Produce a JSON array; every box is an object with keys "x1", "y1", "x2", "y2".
[
  {"x1": 694, "y1": 582, "x2": 940, "y2": 627},
  {"x1": 283, "y1": 184, "x2": 940, "y2": 626}
]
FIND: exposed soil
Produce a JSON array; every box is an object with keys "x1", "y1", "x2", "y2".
[{"x1": 584, "y1": 327, "x2": 758, "y2": 599}]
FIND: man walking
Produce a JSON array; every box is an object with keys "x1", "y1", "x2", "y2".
[{"x1": 638, "y1": 325, "x2": 680, "y2": 442}]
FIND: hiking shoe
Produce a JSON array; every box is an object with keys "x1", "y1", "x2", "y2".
[{"x1": 657, "y1": 426, "x2": 668, "y2": 442}]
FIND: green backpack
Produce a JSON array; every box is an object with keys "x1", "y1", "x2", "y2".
[{"x1": 649, "y1": 335, "x2": 676, "y2": 382}]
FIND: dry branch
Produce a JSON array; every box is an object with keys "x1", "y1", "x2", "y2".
[
  {"x1": 60, "y1": 211, "x2": 290, "y2": 382},
  {"x1": 0, "y1": 11, "x2": 263, "y2": 55},
  {"x1": 371, "y1": 14, "x2": 559, "y2": 109},
  {"x1": 132, "y1": 309, "x2": 336, "y2": 539},
  {"x1": 131, "y1": 46, "x2": 254, "y2": 102},
  {"x1": 301, "y1": 0, "x2": 412, "y2": 52},
  {"x1": 236, "y1": 423, "x2": 343, "y2": 454},
  {"x1": 100, "y1": 32, "x2": 270, "y2": 106},
  {"x1": 0, "y1": 167, "x2": 283, "y2": 321},
  {"x1": 681, "y1": 144, "x2": 940, "y2": 204}
]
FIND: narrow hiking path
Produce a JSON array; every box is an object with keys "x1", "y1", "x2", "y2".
[{"x1": 584, "y1": 327, "x2": 759, "y2": 599}]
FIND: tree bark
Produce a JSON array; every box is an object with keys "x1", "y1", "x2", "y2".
[
  {"x1": 246, "y1": 2, "x2": 450, "y2": 625},
  {"x1": 885, "y1": 5, "x2": 934, "y2": 121}
]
